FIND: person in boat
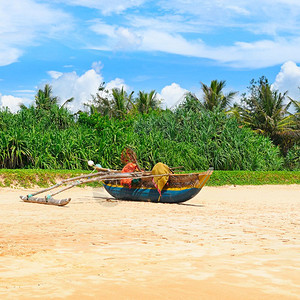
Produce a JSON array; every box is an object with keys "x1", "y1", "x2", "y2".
[
  {"x1": 120, "y1": 162, "x2": 139, "y2": 188},
  {"x1": 120, "y1": 161, "x2": 171, "y2": 201}
]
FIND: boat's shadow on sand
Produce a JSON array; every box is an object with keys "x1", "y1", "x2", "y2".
[
  {"x1": 92, "y1": 195, "x2": 205, "y2": 207},
  {"x1": 177, "y1": 203, "x2": 204, "y2": 207}
]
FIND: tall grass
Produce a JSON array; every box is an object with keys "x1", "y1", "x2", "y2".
[
  {"x1": 131, "y1": 109, "x2": 283, "y2": 170},
  {"x1": 0, "y1": 105, "x2": 288, "y2": 171}
]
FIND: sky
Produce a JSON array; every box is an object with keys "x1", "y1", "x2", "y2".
[{"x1": 1, "y1": 0, "x2": 300, "y2": 113}]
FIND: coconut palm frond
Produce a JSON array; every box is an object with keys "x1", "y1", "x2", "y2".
[{"x1": 201, "y1": 80, "x2": 237, "y2": 111}]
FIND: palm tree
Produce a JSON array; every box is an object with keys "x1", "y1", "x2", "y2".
[
  {"x1": 60, "y1": 97, "x2": 74, "y2": 109},
  {"x1": 86, "y1": 83, "x2": 135, "y2": 118},
  {"x1": 35, "y1": 84, "x2": 58, "y2": 110},
  {"x1": 239, "y1": 77, "x2": 295, "y2": 135},
  {"x1": 227, "y1": 103, "x2": 243, "y2": 123},
  {"x1": 201, "y1": 80, "x2": 237, "y2": 111},
  {"x1": 135, "y1": 90, "x2": 161, "y2": 114},
  {"x1": 239, "y1": 77, "x2": 298, "y2": 154},
  {"x1": 111, "y1": 87, "x2": 134, "y2": 118},
  {"x1": 288, "y1": 97, "x2": 300, "y2": 129}
]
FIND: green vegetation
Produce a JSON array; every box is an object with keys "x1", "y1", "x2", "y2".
[
  {"x1": 207, "y1": 170, "x2": 300, "y2": 186},
  {"x1": 200, "y1": 79, "x2": 237, "y2": 111},
  {"x1": 0, "y1": 78, "x2": 299, "y2": 173},
  {"x1": 0, "y1": 169, "x2": 299, "y2": 188},
  {"x1": 0, "y1": 107, "x2": 285, "y2": 171},
  {"x1": 0, "y1": 169, "x2": 89, "y2": 188},
  {"x1": 238, "y1": 77, "x2": 299, "y2": 154}
]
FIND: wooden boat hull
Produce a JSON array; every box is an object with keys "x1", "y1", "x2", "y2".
[
  {"x1": 103, "y1": 183, "x2": 202, "y2": 203},
  {"x1": 103, "y1": 168, "x2": 213, "y2": 203}
]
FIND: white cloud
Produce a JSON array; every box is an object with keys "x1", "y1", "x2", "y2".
[
  {"x1": 90, "y1": 23, "x2": 205, "y2": 54},
  {"x1": 125, "y1": 0, "x2": 300, "y2": 38},
  {"x1": 0, "y1": 95, "x2": 27, "y2": 113},
  {"x1": 158, "y1": 0, "x2": 300, "y2": 32},
  {"x1": 129, "y1": 15, "x2": 196, "y2": 34},
  {"x1": 216, "y1": 38, "x2": 300, "y2": 68},
  {"x1": 2, "y1": 0, "x2": 299, "y2": 70},
  {"x1": 158, "y1": 83, "x2": 188, "y2": 108},
  {"x1": 0, "y1": 47, "x2": 22, "y2": 66},
  {"x1": 48, "y1": 69, "x2": 103, "y2": 111},
  {"x1": 0, "y1": 63, "x2": 130, "y2": 113},
  {"x1": 272, "y1": 61, "x2": 300, "y2": 101},
  {"x1": 89, "y1": 20, "x2": 142, "y2": 50},
  {"x1": 89, "y1": 21, "x2": 116, "y2": 37},
  {"x1": 86, "y1": 0, "x2": 300, "y2": 69},
  {"x1": 56, "y1": 0, "x2": 146, "y2": 15},
  {"x1": 89, "y1": 20, "x2": 300, "y2": 68},
  {"x1": 91, "y1": 61, "x2": 103, "y2": 74},
  {"x1": 140, "y1": 30, "x2": 203, "y2": 56},
  {"x1": 106, "y1": 78, "x2": 129, "y2": 92},
  {"x1": 57, "y1": 0, "x2": 300, "y2": 21},
  {"x1": 0, "y1": 0, "x2": 72, "y2": 66},
  {"x1": 48, "y1": 71, "x2": 64, "y2": 80},
  {"x1": 114, "y1": 27, "x2": 142, "y2": 49},
  {"x1": 13, "y1": 90, "x2": 35, "y2": 94},
  {"x1": 46, "y1": 63, "x2": 130, "y2": 111}
]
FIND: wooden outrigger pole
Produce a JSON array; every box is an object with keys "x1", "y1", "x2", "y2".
[
  {"x1": 20, "y1": 146, "x2": 189, "y2": 206},
  {"x1": 20, "y1": 166, "x2": 171, "y2": 206}
]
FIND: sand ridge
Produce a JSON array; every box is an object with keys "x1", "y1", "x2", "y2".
[{"x1": 0, "y1": 185, "x2": 299, "y2": 299}]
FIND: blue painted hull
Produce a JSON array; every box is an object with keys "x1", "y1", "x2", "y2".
[{"x1": 103, "y1": 183, "x2": 202, "y2": 203}]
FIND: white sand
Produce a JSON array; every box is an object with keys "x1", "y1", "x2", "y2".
[{"x1": 0, "y1": 185, "x2": 299, "y2": 299}]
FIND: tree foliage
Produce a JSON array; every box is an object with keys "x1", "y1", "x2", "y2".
[
  {"x1": 134, "y1": 90, "x2": 161, "y2": 114},
  {"x1": 201, "y1": 80, "x2": 237, "y2": 111},
  {"x1": 35, "y1": 84, "x2": 58, "y2": 110},
  {"x1": 238, "y1": 77, "x2": 299, "y2": 154},
  {"x1": 239, "y1": 77, "x2": 294, "y2": 134},
  {"x1": 0, "y1": 79, "x2": 299, "y2": 171},
  {"x1": 86, "y1": 84, "x2": 160, "y2": 117}
]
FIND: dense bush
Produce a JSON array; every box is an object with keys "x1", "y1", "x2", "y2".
[
  {"x1": 284, "y1": 143, "x2": 300, "y2": 170},
  {"x1": 0, "y1": 105, "x2": 286, "y2": 171},
  {"x1": 131, "y1": 109, "x2": 283, "y2": 170}
]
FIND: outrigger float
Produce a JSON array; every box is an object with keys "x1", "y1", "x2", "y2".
[{"x1": 20, "y1": 148, "x2": 213, "y2": 206}]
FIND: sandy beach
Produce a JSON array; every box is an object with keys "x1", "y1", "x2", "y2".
[{"x1": 0, "y1": 185, "x2": 299, "y2": 299}]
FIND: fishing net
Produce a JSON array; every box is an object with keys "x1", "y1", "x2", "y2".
[
  {"x1": 106, "y1": 173, "x2": 202, "y2": 189},
  {"x1": 120, "y1": 147, "x2": 141, "y2": 171}
]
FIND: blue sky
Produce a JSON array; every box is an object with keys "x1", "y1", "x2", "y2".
[{"x1": 1, "y1": 0, "x2": 300, "y2": 112}]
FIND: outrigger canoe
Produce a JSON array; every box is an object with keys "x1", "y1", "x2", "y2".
[
  {"x1": 20, "y1": 163, "x2": 213, "y2": 206},
  {"x1": 103, "y1": 168, "x2": 213, "y2": 203}
]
